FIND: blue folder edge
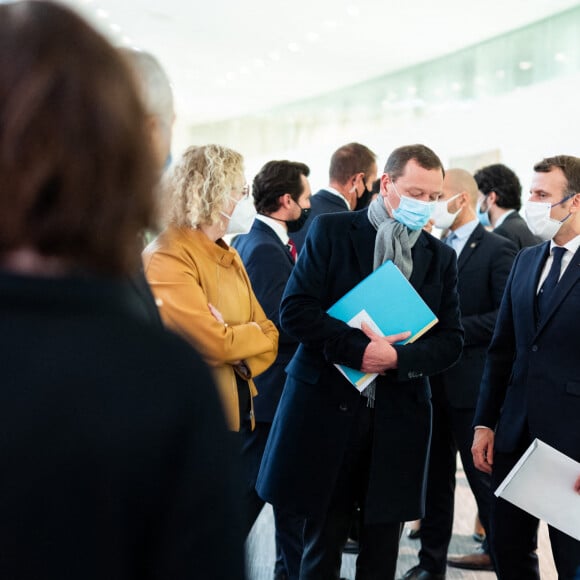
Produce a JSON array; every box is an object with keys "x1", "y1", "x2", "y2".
[{"x1": 326, "y1": 260, "x2": 438, "y2": 389}]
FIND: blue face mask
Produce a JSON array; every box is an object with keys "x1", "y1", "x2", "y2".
[
  {"x1": 476, "y1": 198, "x2": 491, "y2": 227},
  {"x1": 389, "y1": 182, "x2": 435, "y2": 230}
]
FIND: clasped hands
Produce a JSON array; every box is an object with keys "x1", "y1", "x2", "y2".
[{"x1": 360, "y1": 322, "x2": 410, "y2": 374}]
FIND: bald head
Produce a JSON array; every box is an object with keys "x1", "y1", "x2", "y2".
[{"x1": 444, "y1": 168, "x2": 479, "y2": 209}]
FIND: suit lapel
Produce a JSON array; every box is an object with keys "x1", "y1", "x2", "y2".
[
  {"x1": 457, "y1": 224, "x2": 484, "y2": 272},
  {"x1": 410, "y1": 234, "x2": 433, "y2": 290},
  {"x1": 535, "y1": 244, "x2": 580, "y2": 335},
  {"x1": 252, "y1": 220, "x2": 294, "y2": 266}
]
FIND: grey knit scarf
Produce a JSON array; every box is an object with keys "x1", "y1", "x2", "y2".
[
  {"x1": 362, "y1": 197, "x2": 422, "y2": 406},
  {"x1": 367, "y1": 195, "x2": 422, "y2": 277}
]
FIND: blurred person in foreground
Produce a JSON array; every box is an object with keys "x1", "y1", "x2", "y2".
[
  {"x1": 143, "y1": 144, "x2": 279, "y2": 536},
  {"x1": 119, "y1": 48, "x2": 175, "y2": 325},
  {"x1": 120, "y1": 48, "x2": 175, "y2": 175},
  {"x1": 0, "y1": 2, "x2": 244, "y2": 579},
  {"x1": 472, "y1": 155, "x2": 580, "y2": 578}
]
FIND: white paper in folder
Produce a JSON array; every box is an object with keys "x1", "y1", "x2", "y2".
[{"x1": 494, "y1": 439, "x2": 580, "y2": 540}]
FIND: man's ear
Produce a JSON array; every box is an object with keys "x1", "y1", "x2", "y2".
[
  {"x1": 380, "y1": 173, "x2": 391, "y2": 193},
  {"x1": 487, "y1": 191, "x2": 497, "y2": 205},
  {"x1": 279, "y1": 193, "x2": 292, "y2": 209},
  {"x1": 459, "y1": 191, "x2": 470, "y2": 207}
]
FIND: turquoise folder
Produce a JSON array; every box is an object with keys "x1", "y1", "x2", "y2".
[{"x1": 326, "y1": 260, "x2": 438, "y2": 388}]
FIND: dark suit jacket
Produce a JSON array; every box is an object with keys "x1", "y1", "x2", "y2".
[
  {"x1": 232, "y1": 219, "x2": 298, "y2": 422},
  {"x1": 433, "y1": 224, "x2": 517, "y2": 408},
  {"x1": 0, "y1": 272, "x2": 245, "y2": 580},
  {"x1": 494, "y1": 211, "x2": 541, "y2": 250},
  {"x1": 290, "y1": 188, "x2": 350, "y2": 253},
  {"x1": 474, "y1": 242, "x2": 580, "y2": 462},
  {"x1": 257, "y1": 211, "x2": 464, "y2": 524}
]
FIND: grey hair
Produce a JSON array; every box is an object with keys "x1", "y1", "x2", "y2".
[{"x1": 120, "y1": 48, "x2": 174, "y2": 128}]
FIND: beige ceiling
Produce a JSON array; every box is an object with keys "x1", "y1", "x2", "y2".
[{"x1": 65, "y1": 0, "x2": 580, "y2": 125}]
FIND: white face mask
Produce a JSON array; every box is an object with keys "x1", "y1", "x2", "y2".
[
  {"x1": 222, "y1": 196, "x2": 256, "y2": 235},
  {"x1": 523, "y1": 197, "x2": 573, "y2": 241},
  {"x1": 431, "y1": 193, "x2": 462, "y2": 230}
]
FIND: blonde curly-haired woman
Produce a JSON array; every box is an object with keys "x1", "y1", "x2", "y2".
[{"x1": 143, "y1": 144, "x2": 278, "y2": 535}]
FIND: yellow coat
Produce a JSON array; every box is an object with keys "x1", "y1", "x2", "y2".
[{"x1": 143, "y1": 225, "x2": 278, "y2": 431}]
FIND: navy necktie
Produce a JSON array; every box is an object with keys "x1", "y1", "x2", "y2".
[{"x1": 537, "y1": 246, "x2": 567, "y2": 319}]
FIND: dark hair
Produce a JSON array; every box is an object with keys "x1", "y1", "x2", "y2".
[
  {"x1": 384, "y1": 144, "x2": 444, "y2": 181},
  {"x1": 473, "y1": 163, "x2": 522, "y2": 210},
  {"x1": 0, "y1": 1, "x2": 156, "y2": 276},
  {"x1": 370, "y1": 178, "x2": 381, "y2": 195},
  {"x1": 329, "y1": 143, "x2": 376, "y2": 185},
  {"x1": 252, "y1": 160, "x2": 310, "y2": 215},
  {"x1": 533, "y1": 155, "x2": 580, "y2": 196}
]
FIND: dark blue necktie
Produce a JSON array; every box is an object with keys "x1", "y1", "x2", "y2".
[{"x1": 537, "y1": 246, "x2": 567, "y2": 319}]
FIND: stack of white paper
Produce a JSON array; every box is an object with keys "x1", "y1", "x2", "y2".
[{"x1": 495, "y1": 439, "x2": 580, "y2": 540}]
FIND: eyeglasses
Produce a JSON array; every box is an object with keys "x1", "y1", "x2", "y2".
[
  {"x1": 239, "y1": 184, "x2": 250, "y2": 199},
  {"x1": 229, "y1": 184, "x2": 250, "y2": 206}
]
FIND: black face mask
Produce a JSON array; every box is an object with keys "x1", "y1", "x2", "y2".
[
  {"x1": 355, "y1": 184, "x2": 373, "y2": 211},
  {"x1": 286, "y1": 206, "x2": 311, "y2": 233}
]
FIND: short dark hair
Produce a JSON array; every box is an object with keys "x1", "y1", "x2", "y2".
[
  {"x1": 252, "y1": 160, "x2": 310, "y2": 215},
  {"x1": 533, "y1": 155, "x2": 580, "y2": 196},
  {"x1": 474, "y1": 164, "x2": 523, "y2": 210},
  {"x1": 329, "y1": 143, "x2": 376, "y2": 185},
  {"x1": 0, "y1": 1, "x2": 156, "y2": 276},
  {"x1": 384, "y1": 144, "x2": 444, "y2": 181}
]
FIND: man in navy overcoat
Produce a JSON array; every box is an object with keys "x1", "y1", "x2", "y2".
[{"x1": 257, "y1": 145, "x2": 464, "y2": 579}]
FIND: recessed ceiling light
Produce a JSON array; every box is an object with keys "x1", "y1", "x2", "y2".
[
  {"x1": 346, "y1": 5, "x2": 360, "y2": 17},
  {"x1": 96, "y1": 8, "x2": 109, "y2": 19},
  {"x1": 519, "y1": 61, "x2": 533, "y2": 70},
  {"x1": 495, "y1": 69, "x2": 506, "y2": 79},
  {"x1": 269, "y1": 51, "x2": 281, "y2": 61},
  {"x1": 407, "y1": 86, "x2": 417, "y2": 95},
  {"x1": 554, "y1": 52, "x2": 566, "y2": 62},
  {"x1": 109, "y1": 23, "x2": 122, "y2": 33},
  {"x1": 451, "y1": 82, "x2": 462, "y2": 91},
  {"x1": 307, "y1": 32, "x2": 320, "y2": 43},
  {"x1": 287, "y1": 42, "x2": 300, "y2": 53}
]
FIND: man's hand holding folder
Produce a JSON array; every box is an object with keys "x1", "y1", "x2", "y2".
[{"x1": 360, "y1": 323, "x2": 411, "y2": 374}]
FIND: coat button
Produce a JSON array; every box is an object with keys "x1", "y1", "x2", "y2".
[
  {"x1": 339, "y1": 403, "x2": 348, "y2": 412},
  {"x1": 531, "y1": 345, "x2": 538, "y2": 352}
]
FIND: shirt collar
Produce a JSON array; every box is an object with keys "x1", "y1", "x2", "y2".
[
  {"x1": 325, "y1": 187, "x2": 351, "y2": 209},
  {"x1": 550, "y1": 233, "x2": 580, "y2": 255},
  {"x1": 493, "y1": 209, "x2": 516, "y2": 229},
  {"x1": 255, "y1": 214, "x2": 289, "y2": 245},
  {"x1": 452, "y1": 218, "x2": 479, "y2": 242}
]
